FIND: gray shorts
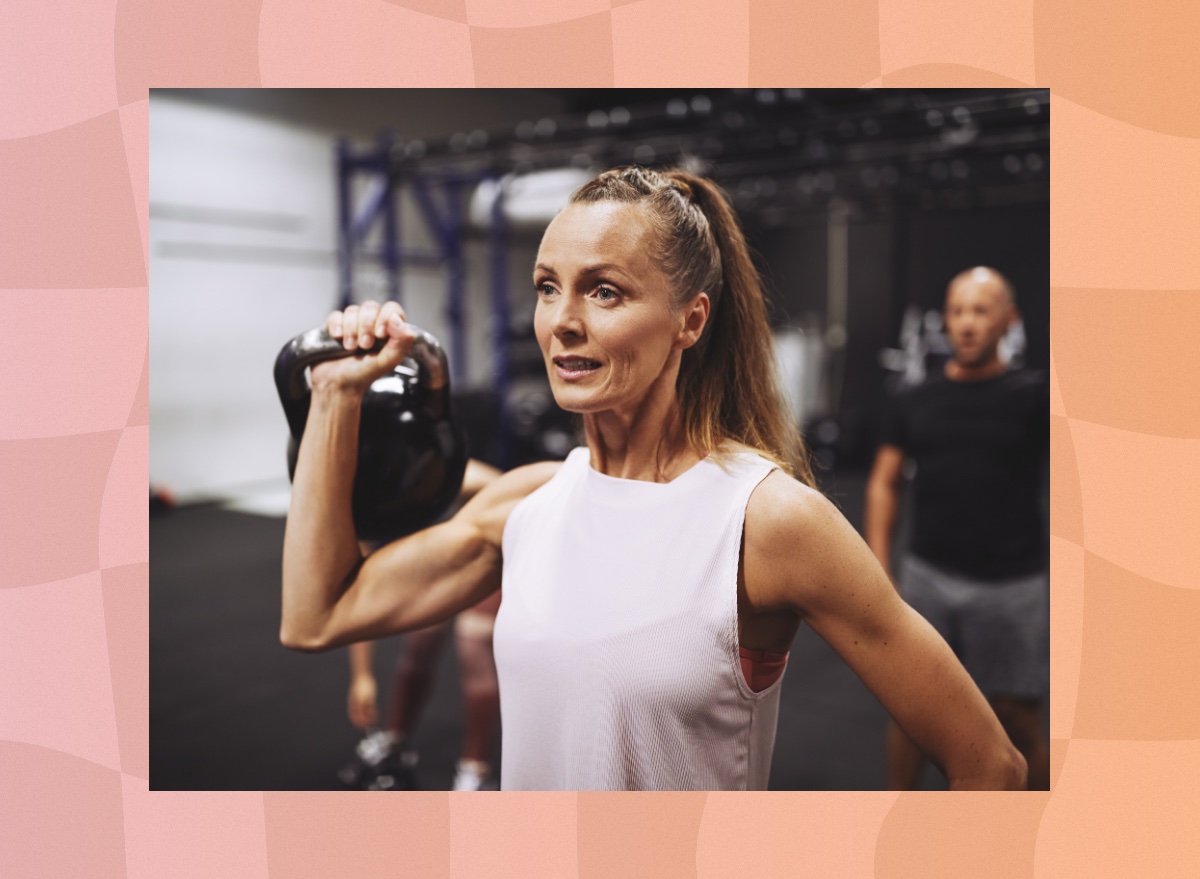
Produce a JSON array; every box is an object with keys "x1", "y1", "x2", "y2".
[{"x1": 900, "y1": 554, "x2": 1049, "y2": 701}]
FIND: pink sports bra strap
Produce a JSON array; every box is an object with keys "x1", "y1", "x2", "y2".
[{"x1": 738, "y1": 646, "x2": 789, "y2": 692}]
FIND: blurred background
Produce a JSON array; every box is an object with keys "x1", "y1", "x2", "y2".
[{"x1": 150, "y1": 88, "x2": 1049, "y2": 791}]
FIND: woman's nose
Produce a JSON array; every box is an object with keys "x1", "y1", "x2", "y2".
[{"x1": 551, "y1": 295, "x2": 585, "y2": 338}]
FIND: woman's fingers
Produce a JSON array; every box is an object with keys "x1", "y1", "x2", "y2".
[
  {"x1": 357, "y1": 301, "x2": 381, "y2": 349},
  {"x1": 325, "y1": 301, "x2": 407, "y2": 357},
  {"x1": 385, "y1": 312, "x2": 414, "y2": 345},
  {"x1": 341, "y1": 304, "x2": 361, "y2": 350},
  {"x1": 377, "y1": 301, "x2": 405, "y2": 336},
  {"x1": 326, "y1": 309, "x2": 344, "y2": 340}
]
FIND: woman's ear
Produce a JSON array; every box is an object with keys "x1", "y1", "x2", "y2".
[{"x1": 676, "y1": 292, "x2": 711, "y2": 350}]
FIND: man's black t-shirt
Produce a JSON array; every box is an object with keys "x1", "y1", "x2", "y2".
[{"x1": 879, "y1": 368, "x2": 1049, "y2": 580}]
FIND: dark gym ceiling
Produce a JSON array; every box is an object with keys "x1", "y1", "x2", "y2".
[{"x1": 157, "y1": 88, "x2": 1049, "y2": 220}]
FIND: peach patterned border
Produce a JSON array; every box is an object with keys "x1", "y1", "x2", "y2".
[{"x1": 2, "y1": 0, "x2": 1198, "y2": 876}]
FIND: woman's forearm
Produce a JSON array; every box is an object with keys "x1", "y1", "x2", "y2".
[{"x1": 280, "y1": 387, "x2": 367, "y2": 650}]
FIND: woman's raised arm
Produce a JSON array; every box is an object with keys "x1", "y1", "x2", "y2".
[
  {"x1": 279, "y1": 299, "x2": 556, "y2": 651},
  {"x1": 744, "y1": 472, "x2": 1027, "y2": 790}
]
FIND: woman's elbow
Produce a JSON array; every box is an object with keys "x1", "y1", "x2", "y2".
[
  {"x1": 996, "y1": 741, "x2": 1029, "y2": 790},
  {"x1": 947, "y1": 739, "x2": 1028, "y2": 790},
  {"x1": 279, "y1": 622, "x2": 333, "y2": 653},
  {"x1": 965, "y1": 741, "x2": 1027, "y2": 790}
]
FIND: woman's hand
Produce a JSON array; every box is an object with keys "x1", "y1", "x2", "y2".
[
  {"x1": 347, "y1": 674, "x2": 379, "y2": 729},
  {"x1": 311, "y1": 300, "x2": 417, "y2": 395}
]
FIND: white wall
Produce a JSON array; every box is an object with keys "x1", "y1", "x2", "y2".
[{"x1": 150, "y1": 96, "x2": 346, "y2": 500}]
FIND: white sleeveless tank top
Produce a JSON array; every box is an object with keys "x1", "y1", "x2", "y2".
[{"x1": 494, "y1": 446, "x2": 784, "y2": 790}]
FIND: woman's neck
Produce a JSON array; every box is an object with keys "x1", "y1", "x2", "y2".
[{"x1": 582, "y1": 371, "x2": 702, "y2": 483}]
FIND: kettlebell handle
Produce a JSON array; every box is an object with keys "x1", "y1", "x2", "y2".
[{"x1": 274, "y1": 325, "x2": 449, "y2": 437}]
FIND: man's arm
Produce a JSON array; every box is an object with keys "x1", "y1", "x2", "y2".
[{"x1": 864, "y1": 444, "x2": 906, "y2": 579}]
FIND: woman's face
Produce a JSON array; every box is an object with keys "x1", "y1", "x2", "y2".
[{"x1": 533, "y1": 201, "x2": 698, "y2": 416}]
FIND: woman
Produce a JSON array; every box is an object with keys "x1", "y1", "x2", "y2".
[{"x1": 281, "y1": 166, "x2": 1025, "y2": 791}]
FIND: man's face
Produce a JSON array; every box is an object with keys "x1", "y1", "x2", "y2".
[{"x1": 944, "y1": 273, "x2": 1014, "y2": 368}]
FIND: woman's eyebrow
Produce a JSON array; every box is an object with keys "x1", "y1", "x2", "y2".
[
  {"x1": 535, "y1": 262, "x2": 630, "y2": 279},
  {"x1": 580, "y1": 263, "x2": 630, "y2": 279}
]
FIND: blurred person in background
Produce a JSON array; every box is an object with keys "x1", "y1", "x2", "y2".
[
  {"x1": 282, "y1": 167, "x2": 1025, "y2": 791},
  {"x1": 341, "y1": 459, "x2": 504, "y2": 791},
  {"x1": 866, "y1": 267, "x2": 1050, "y2": 790}
]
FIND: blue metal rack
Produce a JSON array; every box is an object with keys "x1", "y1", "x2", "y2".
[{"x1": 336, "y1": 133, "x2": 511, "y2": 465}]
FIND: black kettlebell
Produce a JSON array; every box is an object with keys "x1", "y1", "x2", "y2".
[{"x1": 274, "y1": 324, "x2": 468, "y2": 542}]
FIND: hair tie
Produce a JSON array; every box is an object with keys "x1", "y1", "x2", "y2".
[{"x1": 670, "y1": 178, "x2": 694, "y2": 201}]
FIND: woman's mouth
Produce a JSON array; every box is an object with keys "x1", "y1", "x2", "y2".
[{"x1": 552, "y1": 356, "x2": 602, "y2": 381}]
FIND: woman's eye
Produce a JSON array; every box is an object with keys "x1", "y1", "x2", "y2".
[
  {"x1": 596, "y1": 286, "x2": 618, "y2": 301},
  {"x1": 536, "y1": 283, "x2": 556, "y2": 297}
]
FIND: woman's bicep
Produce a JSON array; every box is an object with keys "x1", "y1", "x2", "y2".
[
  {"x1": 322, "y1": 516, "x2": 501, "y2": 647},
  {"x1": 318, "y1": 461, "x2": 558, "y2": 648}
]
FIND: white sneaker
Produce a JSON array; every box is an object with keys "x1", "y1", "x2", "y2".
[
  {"x1": 340, "y1": 730, "x2": 406, "y2": 789},
  {"x1": 451, "y1": 759, "x2": 493, "y2": 791},
  {"x1": 356, "y1": 730, "x2": 397, "y2": 767}
]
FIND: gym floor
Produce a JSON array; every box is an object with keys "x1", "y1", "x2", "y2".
[{"x1": 150, "y1": 469, "x2": 956, "y2": 791}]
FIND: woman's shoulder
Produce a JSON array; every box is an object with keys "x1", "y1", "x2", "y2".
[
  {"x1": 461, "y1": 458, "x2": 565, "y2": 546},
  {"x1": 742, "y1": 471, "x2": 853, "y2": 607},
  {"x1": 745, "y1": 470, "x2": 836, "y2": 541},
  {"x1": 486, "y1": 459, "x2": 565, "y2": 504}
]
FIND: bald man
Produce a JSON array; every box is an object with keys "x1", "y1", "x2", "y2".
[{"x1": 866, "y1": 267, "x2": 1049, "y2": 790}]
